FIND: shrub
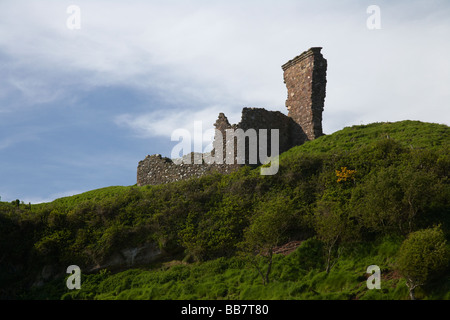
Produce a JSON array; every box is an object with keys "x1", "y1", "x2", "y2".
[
  {"x1": 396, "y1": 226, "x2": 450, "y2": 300},
  {"x1": 290, "y1": 238, "x2": 325, "y2": 271}
]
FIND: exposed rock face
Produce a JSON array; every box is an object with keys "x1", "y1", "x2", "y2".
[
  {"x1": 31, "y1": 243, "x2": 165, "y2": 288},
  {"x1": 137, "y1": 47, "x2": 327, "y2": 186},
  {"x1": 90, "y1": 242, "x2": 163, "y2": 272}
]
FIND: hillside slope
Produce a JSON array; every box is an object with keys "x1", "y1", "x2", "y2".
[{"x1": 1, "y1": 120, "x2": 449, "y2": 300}]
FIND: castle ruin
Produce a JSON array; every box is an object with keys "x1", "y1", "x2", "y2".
[{"x1": 137, "y1": 47, "x2": 327, "y2": 186}]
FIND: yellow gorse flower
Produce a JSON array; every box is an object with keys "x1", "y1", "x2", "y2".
[{"x1": 336, "y1": 167, "x2": 356, "y2": 183}]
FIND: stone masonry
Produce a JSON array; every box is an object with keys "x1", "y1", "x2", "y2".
[
  {"x1": 211, "y1": 108, "x2": 306, "y2": 166},
  {"x1": 137, "y1": 153, "x2": 239, "y2": 186},
  {"x1": 282, "y1": 47, "x2": 327, "y2": 140},
  {"x1": 137, "y1": 47, "x2": 327, "y2": 186}
]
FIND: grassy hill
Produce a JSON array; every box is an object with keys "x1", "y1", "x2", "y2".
[
  {"x1": 1, "y1": 120, "x2": 449, "y2": 300},
  {"x1": 289, "y1": 120, "x2": 449, "y2": 154}
]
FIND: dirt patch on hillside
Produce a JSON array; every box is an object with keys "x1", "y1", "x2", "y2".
[{"x1": 273, "y1": 241, "x2": 303, "y2": 256}]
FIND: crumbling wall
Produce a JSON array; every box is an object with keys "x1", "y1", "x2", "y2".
[
  {"x1": 136, "y1": 153, "x2": 239, "y2": 186},
  {"x1": 282, "y1": 47, "x2": 327, "y2": 140},
  {"x1": 212, "y1": 107, "x2": 305, "y2": 165},
  {"x1": 137, "y1": 47, "x2": 327, "y2": 186}
]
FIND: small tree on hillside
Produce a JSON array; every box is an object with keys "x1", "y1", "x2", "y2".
[
  {"x1": 314, "y1": 200, "x2": 359, "y2": 273},
  {"x1": 396, "y1": 225, "x2": 449, "y2": 300},
  {"x1": 238, "y1": 194, "x2": 296, "y2": 285}
]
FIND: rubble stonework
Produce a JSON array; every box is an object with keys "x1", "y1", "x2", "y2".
[
  {"x1": 137, "y1": 47, "x2": 327, "y2": 186},
  {"x1": 136, "y1": 153, "x2": 240, "y2": 186}
]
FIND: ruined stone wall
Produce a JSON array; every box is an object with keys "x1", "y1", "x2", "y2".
[
  {"x1": 212, "y1": 107, "x2": 305, "y2": 165},
  {"x1": 136, "y1": 153, "x2": 239, "y2": 186},
  {"x1": 237, "y1": 107, "x2": 303, "y2": 156},
  {"x1": 282, "y1": 47, "x2": 327, "y2": 140},
  {"x1": 137, "y1": 47, "x2": 327, "y2": 186}
]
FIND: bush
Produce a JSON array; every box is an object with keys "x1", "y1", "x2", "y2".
[
  {"x1": 290, "y1": 238, "x2": 325, "y2": 271},
  {"x1": 396, "y1": 226, "x2": 450, "y2": 300}
]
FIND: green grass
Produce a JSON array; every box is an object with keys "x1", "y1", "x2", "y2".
[
  {"x1": 282, "y1": 120, "x2": 449, "y2": 157},
  {"x1": 2, "y1": 120, "x2": 449, "y2": 300},
  {"x1": 30, "y1": 120, "x2": 447, "y2": 208},
  {"x1": 51, "y1": 237, "x2": 448, "y2": 301},
  {"x1": 31, "y1": 120, "x2": 449, "y2": 209},
  {"x1": 34, "y1": 186, "x2": 135, "y2": 209}
]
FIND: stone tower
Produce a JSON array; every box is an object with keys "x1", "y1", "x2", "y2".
[{"x1": 282, "y1": 47, "x2": 327, "y2": 141}]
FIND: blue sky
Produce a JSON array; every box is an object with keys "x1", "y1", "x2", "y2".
[{"x1": 0, "y1": 0, "x2": 449, "y2": 203}]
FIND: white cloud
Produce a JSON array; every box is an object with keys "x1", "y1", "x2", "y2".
[
  {"x1": 115, "y1": 104, "x2": 236, "y2": 138},
  {"x1": 1, "y1": 0, "x2": 449, "y2": 205},
  {"x1": 8, "y1": 77, "x2": 66, "y2": 105},
  {"x1": 0, "y1": 0, "x2": 449, "y2": 131}
]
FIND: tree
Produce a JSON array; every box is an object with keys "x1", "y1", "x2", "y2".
[
  {"x1": 398, "y1": 167, "x2": 444, "y2": 233},
  {"x1": 396, "y1": 226, "x2": 449, "y2": 300},
  {"x1": 350, "y1": 167, "x2": 403, "y2": 235},
  {"x1": 11, "y1": 199, "x2": 20, "y2": 208},
  {"x1": 313, "y1": 200, "x2": 359, "y2": 273},
  {"x1": 238, "y1": 194, "x2": 296, "y2": 285},
  {"x1": 351, "y1": 165, "x2": 444, "y2": 235}
]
